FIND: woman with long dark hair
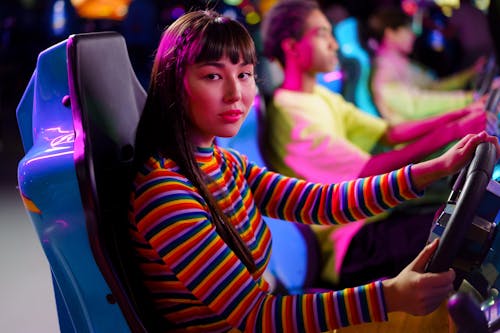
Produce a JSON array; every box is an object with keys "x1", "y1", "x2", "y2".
[{"x1": 129, "y1": 9, "x2": 499, "y2": 332}]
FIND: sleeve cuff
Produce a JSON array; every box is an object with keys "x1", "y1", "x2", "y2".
[{"x1": 404, "y1": 164, "x2": 425, "y2": 198}]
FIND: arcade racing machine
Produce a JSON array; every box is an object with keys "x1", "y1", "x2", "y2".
[{"x1": 426, "y1": 86, "x2": 500, "y2": 332}]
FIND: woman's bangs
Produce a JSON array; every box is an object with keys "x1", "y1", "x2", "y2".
[{"x1": 193, "y1": 20, "x2": 256, "y2": 65}]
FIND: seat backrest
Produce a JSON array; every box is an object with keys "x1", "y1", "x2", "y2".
[
  {"x1": 68, "y1": 31, "x2": 150, "y2": 332},
  {"x1": 17, "y1": 31, "x2": 149, "y2": 332},
  {"x1": 334, "y1": 17, "x2": 380, "y2": 117}
]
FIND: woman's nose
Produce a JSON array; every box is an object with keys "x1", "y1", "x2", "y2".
[{"x1": 223, "y1": 78, "x2": 242, "y2": 103}]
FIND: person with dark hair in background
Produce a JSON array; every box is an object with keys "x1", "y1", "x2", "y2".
[
  {"x1": 369, "y1": 5, "x2": 490, "y2": 125},
  {"x1": 129, "y1": 7, "x2": 500, "y2": 332}
]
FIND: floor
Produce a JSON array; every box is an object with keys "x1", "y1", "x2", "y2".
[{"x1": 0, "y1": 104, "x2": 60, "y2": 332}]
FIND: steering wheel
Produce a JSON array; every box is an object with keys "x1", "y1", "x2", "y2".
[{"x1": 426, "y1": 142, "x2": 497, "y2": 278}]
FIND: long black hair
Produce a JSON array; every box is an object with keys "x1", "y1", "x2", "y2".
[{"x1": 134, "y1": 10, "x2": 258, "y2": 273}]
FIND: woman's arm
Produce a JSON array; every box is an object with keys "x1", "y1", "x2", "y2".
[
  {"x1": 372, "y1": 53, "x2": 474, "y2": 123},
  {"x1": 131, "y1": 170, "x2": 389, "y2": 332},
  {"x1": 245, "y1": 162, "x2": 421, "y2": 225},
  {"x1": 360, "y1": 111, "x2": 487, "y2": 177},
  {"x1": 428, "y1": 56, "x2": 485, "y2": 91},
  {"x1": 377, "y1": 84, "x2": 474, "y2": 123},
  {"x1": 131, "y1": 162, "x2": 477, "y2": 331},
  {"x1": 410, "y1": 131, "x2": 500, "y2": 190},
  {"x1": 383, "y1": 107, "x2": 482, "y2": 145}
]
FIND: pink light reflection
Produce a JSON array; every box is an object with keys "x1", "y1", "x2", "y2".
[
  {"x1": 322, "y1": 70, "x2": 343, "y2": 83},
  {"x1": 24, "y1": 150, "x2": 74, "y2": 166},
  {"x1": 55, "y1": 219, "x2": 69, "y2": 228}
]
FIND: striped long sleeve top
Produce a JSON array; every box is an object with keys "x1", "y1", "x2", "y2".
[{"x1": 128, "y1": 145, "x2": 422, "y2": 333}]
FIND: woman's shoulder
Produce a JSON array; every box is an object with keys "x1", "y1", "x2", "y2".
[
  {"x1": 134, "y1": 155, "x2": 191, "y2": 190},
  {"x1": 140, "y1": 154, "x2": 179, "y2": 173}
]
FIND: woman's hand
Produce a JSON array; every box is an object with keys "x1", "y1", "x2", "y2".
[
  {"x1": 410, "y1": 131, "x2": 500, "y2": 191},
  {"x1": 428, "y1": 130, "x2": 499, "y2": 177},
  {"x1": 382, "y1": 238, "x2": 455, "y2": 316}
]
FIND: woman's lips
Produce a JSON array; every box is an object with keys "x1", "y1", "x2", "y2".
[{"x1": 220, "y1": 110, "x2": 243, "y2": 123}]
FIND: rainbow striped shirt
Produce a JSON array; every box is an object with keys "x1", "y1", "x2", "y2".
[{"x1": 129, "y1": 145, "x2": 421, "y2": 332}]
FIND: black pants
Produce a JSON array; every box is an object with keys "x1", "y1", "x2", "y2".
[{"x1": 334, "y1": 209, "x2": 436, "y2": 290}]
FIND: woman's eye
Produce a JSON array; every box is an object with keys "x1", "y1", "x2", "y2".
[
  {"x1": 206, "y1": 73, "x2": 221, "y2": 80},
  {"x1": 239, "y1": 72, "x2": 254, "y2": 80},
  {"x1": 315, "y1": 29, "x2": 332, "y2": 39}
]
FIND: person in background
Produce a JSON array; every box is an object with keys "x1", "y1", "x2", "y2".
[
  {"x1": 261, "y1": 0, "x2": 488, "y2": 184},
  {"x1": 260, "y1": 0, "x2": 494, "y2": 303},
  {"x1": 128, "y1": 8, "x2": 500, "y2": 332},
  {"x1": 368, "y1": 6, "x2": 488, "y2": 125}
]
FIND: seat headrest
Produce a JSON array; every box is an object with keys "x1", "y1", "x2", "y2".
[{"x1": 68, "y1": 31, "x2": 146, "y2": 166}]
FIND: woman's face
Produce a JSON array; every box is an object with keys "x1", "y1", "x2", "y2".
[
  {"x1": 387, "y1": 25, "x2": 415, "y2": 55},
  {"x1": 183, "y1": 56, "x2": 257, "y2": 147}
]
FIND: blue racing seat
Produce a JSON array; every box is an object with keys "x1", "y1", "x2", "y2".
[
  {"x1": 17, "y1": 30, "x2": 325, "y2": 333},
  {"x1": 334, "y1": 17, "x2": 380, "y2": 118},
  {"x1": 17, "y1": 31, "x2": 149, "y2": 332}
]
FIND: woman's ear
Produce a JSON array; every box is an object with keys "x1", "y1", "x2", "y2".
[
  {"x1": 281, "y1": 37, "x2": 297, "y2": 56},
  {"x1": 383, "y1": 27, "x2": 393, "y2": 42},
  {"x1": 384, "y1": 27, "x2": 402, "y2": 44}
]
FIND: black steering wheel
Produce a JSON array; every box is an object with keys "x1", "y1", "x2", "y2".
[{"x1": 426, "y1": 142, "x2": 497, "y2": 278}]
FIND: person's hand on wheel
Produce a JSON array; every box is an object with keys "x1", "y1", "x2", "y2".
[
  {"x1": 411, "y1": 131, "x2": 500, "y2": 190},
  {"x1": 382, "y1": 238, "x2": 455, "y2": 316}
]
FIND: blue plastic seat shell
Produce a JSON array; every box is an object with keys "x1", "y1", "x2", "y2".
[{"x1": 16, "y1": 38, "x2": 131, "y2": 333}]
